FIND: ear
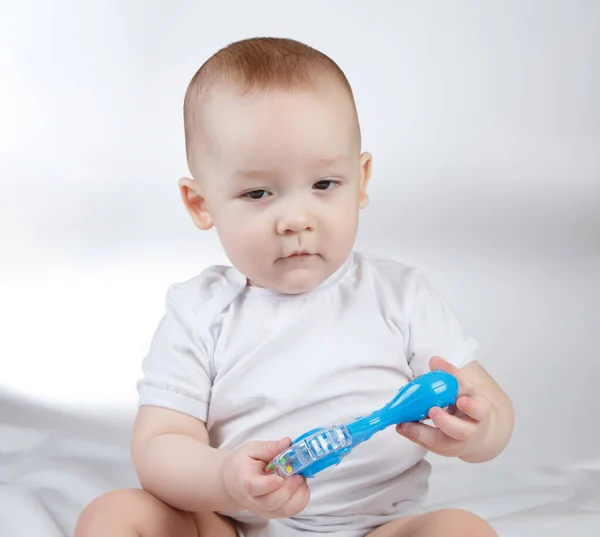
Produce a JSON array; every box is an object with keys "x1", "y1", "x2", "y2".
[
  {"x1": 178, "y1": 177, "x2": 214, "y2": 230},
  {"x1": 358, "y1": 152, "x2": 372, "y2": 209}
]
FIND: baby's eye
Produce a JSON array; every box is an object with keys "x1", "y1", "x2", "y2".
[
  {"x1": 243, "y1": 189, "x2": 270, "y2": 200},
  {"x1": 313, "y1": 179, "x2": 339, "y2": 191}
]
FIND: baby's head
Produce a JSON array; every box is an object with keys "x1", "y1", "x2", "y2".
[{"x1": 180, "y1": 37, "x2": 372, "y2": 294}]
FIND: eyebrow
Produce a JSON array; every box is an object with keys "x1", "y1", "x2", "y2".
[
  {"x1": 314, "y1": 155, "x2": 350, "y2": 168},
  {"x1": 231, "y1": 155, "x2": 350, "y2": 181},
  {"x1": 231, "y1": 169, "x2": 277, "y2": 181}
]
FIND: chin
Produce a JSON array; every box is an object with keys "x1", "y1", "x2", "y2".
[
  {"x1": 274, "y1": 273, "x2": 324, "y2": 295},
  {"x1": 280, "y1": 284, "x2": 316, "y2": 295}
]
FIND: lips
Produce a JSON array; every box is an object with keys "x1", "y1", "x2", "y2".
[{"x1": 280, "y1": 251, "x2": 317, "y2": 260}]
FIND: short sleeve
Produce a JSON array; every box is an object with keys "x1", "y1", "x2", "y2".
[
  {"x1": 136, "y1": 286, "x2": 214, "y2": 422},
  {"x1": 406, "y1": 273, "x2": 478, "y2": 377}
]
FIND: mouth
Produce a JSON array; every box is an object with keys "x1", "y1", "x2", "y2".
[{"x1": 280, "y1": 251, "x2": 318, "y2": 260}]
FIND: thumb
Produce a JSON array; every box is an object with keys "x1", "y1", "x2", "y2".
[
  {"x1": 244, "y1": 437, "x2": 292, "y2": 463},
  {"x1": 429, "y1": 356, "x2": 461, "y2": 380},
  {"x1": 429, "y1": 356, "x2": 472, "y2": 391}
]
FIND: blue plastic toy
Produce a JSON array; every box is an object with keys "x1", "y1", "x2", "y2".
[{"x1": 265, "y1": 370, "x2": 458, "y2": 479}]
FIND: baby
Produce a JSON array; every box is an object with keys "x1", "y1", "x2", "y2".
[{"x1": 75, "y1": 37, "x2": 514, "y2": 537}]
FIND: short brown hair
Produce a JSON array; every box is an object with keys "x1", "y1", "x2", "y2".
[{"x1": 183, "y1": 37, "x2": 358, "y2": 173}]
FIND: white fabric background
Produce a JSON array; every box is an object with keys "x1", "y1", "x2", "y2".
[{"x1": 1, "y1": 1, "x2": 599, "y2": 536}]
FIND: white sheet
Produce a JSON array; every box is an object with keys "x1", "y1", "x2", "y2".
[{"x1": 2, "y1": 389, "x2": 599, "y2": 537}]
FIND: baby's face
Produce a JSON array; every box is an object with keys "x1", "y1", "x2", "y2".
[{"x1": 186, "y1": 81, "x2": 371, "y2": 294}]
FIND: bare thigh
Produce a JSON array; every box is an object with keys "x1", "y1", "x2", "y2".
[
  {"x1": 74, "y1": 488, "x2": 237, "y2": 537},
  {"x1": 366, "y1": 508, "x2": 497, "y2": 537}
]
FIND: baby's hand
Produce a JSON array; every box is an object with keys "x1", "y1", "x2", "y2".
[
  {"x1": 396, "y1": 356, "x2": 493, "y2": 459},
  {"x1": 222, "y1": 438, "x2": 310, "y2": 519}
]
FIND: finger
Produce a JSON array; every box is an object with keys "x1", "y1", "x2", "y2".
[
  {"x1": 250, "y1": 478, "x2": 311, "y2": 519},
  {"x1": 455, "y1": 394, "x2": 491, "y2": 422},
  {"x1": 429, "y1": 356, "x2": 473, "y2": 390},
  {"x1": 429, "y1": 355, "x2": 461, "y2": 379},
  {"x1": 278, "y1": 479, "x2": 311, "y2": 518},
  {"x1": 244, "y1": 473, "x2": 286, "y2": 496},
  {"x1": 396, "y1": 421, "x2": 462, "y2": 454},
  {"x1": 427, "y1": 406, "x2": 477, "y2": 441},
  {"x1": 243, "y1": 437, "x2": 292, "y2": 463},
  {"x1": 253, "y1": 475, "x2": 305, "y2": 511},
  {"x1": 445, "y1": 404, "x2": 459, "y2": 416}
]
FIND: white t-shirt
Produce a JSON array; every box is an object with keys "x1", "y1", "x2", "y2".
[{"x1": 137, "y1": 251, "x2": 477, "y2": 536}]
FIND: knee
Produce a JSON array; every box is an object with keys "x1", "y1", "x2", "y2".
[
  {"x1": 75, "y1": 489, "x2": 142, "y2": 536},
  {"x1": 435, "y1": 509, "x2": 497, "y2": 536}
]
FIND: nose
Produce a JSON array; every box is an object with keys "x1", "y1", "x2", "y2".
[{"x1": 276, "y1": 201, "x2": 313, "y2": 235}]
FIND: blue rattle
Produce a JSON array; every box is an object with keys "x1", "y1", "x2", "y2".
[{"x1": 266, "y1": 370, "x2": 458, "y2": 478}]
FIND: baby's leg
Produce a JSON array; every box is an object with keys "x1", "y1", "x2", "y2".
[
  {"x1": 366, "y1": 508, "x2": 497, "y2": 537},
  {"x1": 74, "y1": 488, "x2": 237, "y2": 537}
]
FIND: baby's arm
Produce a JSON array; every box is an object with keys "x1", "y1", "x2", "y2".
[
  {"x1": 397, "y1": 357, "x2": 514, "y2": 463},
  {"x1": 131, "y1": 405, "x2": 239, "y2": 513},
  {"x1": 455, "y1": 360, "x2": 514, "y2": 463},
  {"x1": 131, "y1": 405, "x2": 310, "y2": 518}
]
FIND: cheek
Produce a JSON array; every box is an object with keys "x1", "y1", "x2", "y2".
[
  {"x1": 328, "y1": 192, "x2": 359, "y2": 230},
  {"x1": 335, "y1": 211, "x2": 359, "y2": 242},
  {"x1": 215, "y1": 206, "x2": 272, "y2": 252},
  {"x1": 328, "y1": 198, "x2": 360, "y2": 251}
]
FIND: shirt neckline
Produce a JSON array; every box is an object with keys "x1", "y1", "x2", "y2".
[{"x1": 239, "y1": 252, "x2": 354, "y2": 299}]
